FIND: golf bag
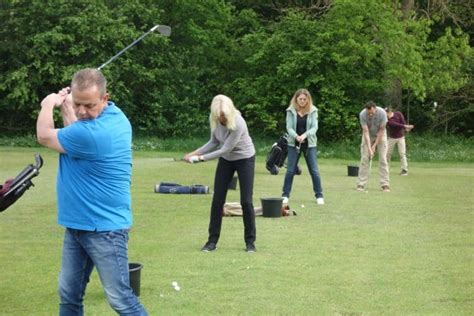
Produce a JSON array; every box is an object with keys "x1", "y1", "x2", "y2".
[
  {"x1": 265, "y1": 135, "x2": 302, "y2": 175},
  {"x1": 0, "y1": 154, "x2": 43, "y2": 212},
  {"x1": 154, "y1": 182, "x2": 209, "y2": 194}
]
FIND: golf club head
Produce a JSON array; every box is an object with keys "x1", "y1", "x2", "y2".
[
  {"x1": 34, "y1": 153, "x2": 43, "y2": 169},
  {"x1": 152, "y1": 25, "x2": 171, "y2": 37}
]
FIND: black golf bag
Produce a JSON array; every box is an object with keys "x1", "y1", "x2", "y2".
[
  {"x1": 0, "y1": 154, "x2": 43, "y2": 212},
  {"x1": 265, "y1": 135, "x2": 302, "y2": 175}
]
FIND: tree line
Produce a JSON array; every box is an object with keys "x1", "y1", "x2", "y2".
[{"x1": 0, "y1": 0, "x2": 472, "y2": 140}]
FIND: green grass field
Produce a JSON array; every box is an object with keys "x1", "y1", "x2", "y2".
[{"x1": 0, "y1": 148, "x2": 473, "y2": 315}]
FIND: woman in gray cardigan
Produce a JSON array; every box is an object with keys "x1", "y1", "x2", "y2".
[
  {"x1": 184, "y1": 95, "x2": 257, "y2": 253},
  {"x1": 282, "y1": 89, "x2": 324, "y2": 205}
]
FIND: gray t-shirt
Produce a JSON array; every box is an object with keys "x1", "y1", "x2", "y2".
[
  {"x1": 359, "y1": 106, "x2": 387, "y2": 138},
  {"x1": 197, "y1": 114, "x2": 255, "y2": 161}
]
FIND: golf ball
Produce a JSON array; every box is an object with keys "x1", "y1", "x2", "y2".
[
  {"x1": 301, "y1": 204, "x2": 305, "y2": 208},
  {"x1": 171, "y1": 281, "x2": 178, "y2": 287},
  {"x1": 174, "y1": 285, "x2": 181, "y2": 291}
]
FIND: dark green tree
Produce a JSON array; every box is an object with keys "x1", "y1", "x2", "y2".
[{"x1": 0, "y1": 0, "x2": 471, "y2": 139}]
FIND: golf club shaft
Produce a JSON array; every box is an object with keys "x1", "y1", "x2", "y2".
[
  {"x1": 155, "y1": 157, "x2": 184, "y2": 162},
  {"x1": 366, "y1": 157, "x2": 372, "y2": 192},
  {"x1": 97, "y1": 25, "x2": 170, "y2": 70}
]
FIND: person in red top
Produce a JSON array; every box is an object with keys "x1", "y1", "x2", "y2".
[{"x1": 385, "y1": 107, "x2": 414, "y2": 176}]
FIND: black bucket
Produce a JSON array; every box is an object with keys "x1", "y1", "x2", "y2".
[
  {"x1": 129, "y1": 263, "x2": 143, "y2": 296},
  {"x1": 228, "y1": 176, "x2": 238, "y2": 190},
  {"x1": 261, "y1": 197, "x2": 282, "y2": 218},
  {"x1": 347, "y1": 165, "x2": 359, "y2": 177}
]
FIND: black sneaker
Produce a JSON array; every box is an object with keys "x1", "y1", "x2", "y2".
[
  {"x1": 245, "y1": 243, "x2": 256, "y2": 253},
  {"x1": 201, "y1": 242, "x2": 217, "y2": 252},
  {"x1": 400, "y1": 169, "x2": 408, "y2": 176}
]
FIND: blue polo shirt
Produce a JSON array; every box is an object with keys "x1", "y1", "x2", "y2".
[{"x1": 56, "y1": 102, "x2": 133, "y2": 231}]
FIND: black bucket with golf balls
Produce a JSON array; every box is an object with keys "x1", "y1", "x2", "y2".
[
  {"x1": 129, "y1": 263, "x2": 143, "y2": 296},
  {"x1": 261, "y1": 197, "x2": 283, "y2": 218},
  {"x1": 347, "y1": 165, "x2": 359, "y2": 177},
  {"x1": 228, "y1": 176, "x2": 238, "y2": 190}
]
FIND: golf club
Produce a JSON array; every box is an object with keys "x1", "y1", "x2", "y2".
[
  {"x1": 155, "y1": 157, "x2": 184, "y2": 162},
  {"x1": 97, "y1": 24, "x2": 171, "y2": 71},
  {"x1": 155, "y1": 157, "x2": 204, "y2": 164},
  {"x1": 366, "y1": 156, "x2": 372, "y2": 193},
  {"x1": 4, "y1": 154, "x2": 43, "y2": 196}
]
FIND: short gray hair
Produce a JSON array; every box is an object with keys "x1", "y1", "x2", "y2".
[{"x1": 71, "y1": 68, "x2": 107, "y2": 97}]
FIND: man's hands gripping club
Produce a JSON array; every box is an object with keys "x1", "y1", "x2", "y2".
[{"x1": 37, "y1": 87, "x2": 76, "y2": 153}]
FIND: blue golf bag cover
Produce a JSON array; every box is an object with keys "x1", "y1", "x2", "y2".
[{"x1": 154, "y1": 182, "x2": 209, "y2": 194}]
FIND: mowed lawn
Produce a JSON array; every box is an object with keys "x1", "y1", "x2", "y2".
[{"x1": 0, "y1": 148, "x2": 473, "y2": 315}]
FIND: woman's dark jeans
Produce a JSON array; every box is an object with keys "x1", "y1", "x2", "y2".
[{"x1": 208, "y1": 156, "x2": 256, "y2": 245}]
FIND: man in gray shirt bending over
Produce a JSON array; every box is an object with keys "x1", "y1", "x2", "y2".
[{"x1": 357, "y1": 101, "x2": 390, "y2": 192}]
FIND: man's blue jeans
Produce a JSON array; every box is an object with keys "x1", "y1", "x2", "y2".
[
  {"x1": 282, "y1": 146, "x2": 323, "y2": 199},
  {"x1": 59, "y1": 228, "x2": 147, "y2": 316}
]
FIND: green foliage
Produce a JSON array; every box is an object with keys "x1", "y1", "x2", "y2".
[
  {"x1": 404, "y1": 25, "x2": 472, "y2": 135},
  {"x1": 423, "y1": 27, "x2": 470, "y2": 95},
  {"x1": 0, "y1": 0, "x2": 239, "y2": 136},
  {"x1": 0, "y1": 134, "x2": 39, "y2": 147},
  {"x1": 233, "y1": 1, "x2": 409, "y2": 139},
  {"x1": 0, "y1": 0, "x2": 471, "y2": 139},
  {"x1": 231, "y1": 0, "x2": 471, "y2": 140}
]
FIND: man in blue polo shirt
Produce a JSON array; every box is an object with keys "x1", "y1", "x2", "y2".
[{"x1": 37, "y1": 68, "x2": 147, "y2": 315}]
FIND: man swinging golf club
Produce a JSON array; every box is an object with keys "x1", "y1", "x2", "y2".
[
  {"x1": 37, "y1": 68, "x2": 147, "y2": 315},
  {"x1": 356, "y1": 101, "x2": 390, "y2": 192}
]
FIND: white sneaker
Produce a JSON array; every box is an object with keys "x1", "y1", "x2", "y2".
[
  {"x1": 316, "y1": 198, "x2": 325, "y2": 205},
  {"x1": 282, "y1": 197, "x2": 289, "y2": 204}
]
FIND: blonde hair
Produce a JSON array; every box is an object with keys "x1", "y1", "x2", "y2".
[
  {"x1": 210, "y1": 94, "x2": 239, "y2": 131},
  {"x1": 289, "y1": 88, "x2": 313, "y2": 114}
]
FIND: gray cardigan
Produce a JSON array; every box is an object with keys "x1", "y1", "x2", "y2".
[
  {"x1": 286, "y1": 105, "x2": 319, "y2": 147},
  {"x1": 197, "y1": 114, "x2": 255, "y2": 161}
]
